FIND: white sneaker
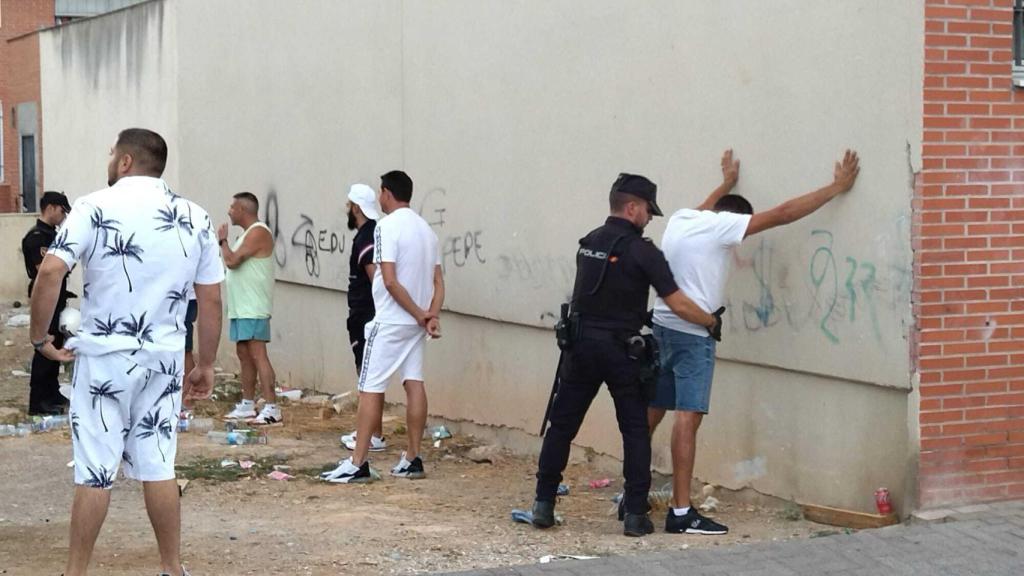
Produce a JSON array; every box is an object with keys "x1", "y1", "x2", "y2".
[
  {"x1": 224, "y1": 402, "x2": 257, "y2": 420},
  {"x1": 390, "y1": 451, "x2": 425, "y2": 479},
  {"x1": 250, "y1": 404, "x2": 282, "y2": 425},
  {"x1": 340, "y1": 430, "x2": 387, "y2": 451},
  {"x1": 320, "y1": 457, "x2": 375, "y2": 484}
]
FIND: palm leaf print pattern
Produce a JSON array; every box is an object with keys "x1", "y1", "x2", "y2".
[
  {"x1": 88, "y1": 380, "x2": 122, "y2": 433},
  {"x1": 136, "y1": 407, "x2": 173, "y2": 462},
  {"x1": 88, "y1": 207, "x2": 121, "y2": 262},
  {"x1": 155, "y1": 204, "x2": 193, "y2": 257},
  {"x1": 104, "y1": 232, "x2": 144, "y2": 292},
  {"x1": 90, "y1": 314, "x2": 124, "y2": 337},
  {"x1": 117, "y1": 313, "x2": 154, "y2": 355},
  {"x1": 84, "y1": 466, "x2": 115, "y2": 489},
  {"x1": 50, "y1": 228, "x2": 77, "y2": 257},
  {"x1": 166, "y1": 284, "x2": 189, "y2": 330}
]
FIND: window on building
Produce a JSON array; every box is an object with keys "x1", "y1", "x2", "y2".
[{"x1": 1015, "y1": 0, "x2": 1024, "y2": 87}]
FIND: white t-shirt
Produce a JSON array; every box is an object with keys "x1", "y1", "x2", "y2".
[
  {"x1": 50, "y1": 176, "x2": 224, "y2": 371},
  {"x1": 371, "y1": 207, "x2": 441, "y2": 325},
  {"x1": 652, "y1": 208, "x2": 751, "y2": 337}
]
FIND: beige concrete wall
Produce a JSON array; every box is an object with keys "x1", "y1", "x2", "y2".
[
  {"x1": 39, "y1": 0, "x2": 924, "y2": 513},
  {"x1": 0, "y1": 214, "x2": 38, "y2": 302}
]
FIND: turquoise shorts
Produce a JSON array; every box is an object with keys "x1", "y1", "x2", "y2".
[{"x1": 229, "y1": 318, "x2": 271, "y2": 342}]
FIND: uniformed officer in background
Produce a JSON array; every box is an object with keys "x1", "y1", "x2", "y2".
[
  {"x1": 21, "y1": 191, "x2": 73, "y2": 415},
  {"x1": 532, "y1": 174, "x2": 724, "y2": 536}
]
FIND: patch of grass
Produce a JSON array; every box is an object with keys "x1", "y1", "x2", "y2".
[{"x1": 175, "y1": 454, "x2": 290, "y2": 482}]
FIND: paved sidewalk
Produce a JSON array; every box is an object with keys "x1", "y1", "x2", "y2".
[{"x1": 437, "y1": 501, "x2": 1024, "y2": 575}]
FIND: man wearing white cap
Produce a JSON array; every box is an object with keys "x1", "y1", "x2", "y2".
[{"x1": 338, "y1": 183, "x2": 386, "y2": 452}]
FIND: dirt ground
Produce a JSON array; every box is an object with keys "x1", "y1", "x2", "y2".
[{"x1": 0, "y1": 305, "x2": 834, "y2": 575}]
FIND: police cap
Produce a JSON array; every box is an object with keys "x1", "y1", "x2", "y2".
[
  {"x1": 610, "y1": 173, "x2": 662, "y2": 216},
  {"x1": 40, "y1": 191, "x2": 71, "y2": 213}
]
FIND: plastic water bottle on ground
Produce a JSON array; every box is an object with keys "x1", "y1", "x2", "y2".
[{"x1": 207, "y1": 429, "x2": 267, "y2": 445}]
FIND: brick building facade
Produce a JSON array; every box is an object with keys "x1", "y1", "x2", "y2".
[
  {"x1": 0, "y1": 0, "x2": 54, "y2": 212},
  {"x1": 915, "y1": 0, "x2": 1024, "y2": 508}
]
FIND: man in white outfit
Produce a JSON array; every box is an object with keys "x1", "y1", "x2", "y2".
[
  {"x1": 322, "y1": 170, "x2": 444, "y2": 483},
  {"x1": 29, "y1": 128, "x2": 223, "y2": 576}
]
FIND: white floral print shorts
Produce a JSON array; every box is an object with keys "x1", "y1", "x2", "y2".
[{"x1": 69, "y1": 352, "x2": 183, "y2": 488}]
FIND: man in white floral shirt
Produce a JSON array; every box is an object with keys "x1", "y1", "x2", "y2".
[{"x1": 29, "y1": 128, "x2": 224, "y2": 576}]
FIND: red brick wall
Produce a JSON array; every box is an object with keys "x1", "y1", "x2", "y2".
[
  {"x1": 0, "y1": 0, "x2": 54, "y2": 212},
  {"x1": 916, "y1": 0, "x2": 1024, "y2": 508}
]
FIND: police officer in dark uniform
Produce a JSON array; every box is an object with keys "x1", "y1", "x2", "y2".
[
  {"x1": 532, "y1": 174, "x2": 722, "y2": 536},
  {"x1": 21, "y1": 191, "x2": 73, "y2": 415}
]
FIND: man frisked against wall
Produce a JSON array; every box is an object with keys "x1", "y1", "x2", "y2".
[
  {"x1": 649, "y1": 150, "x2": 860, "y2": 535},
  {"x1": 531, "y1": 173, "x2": 721, "y2": 537}
]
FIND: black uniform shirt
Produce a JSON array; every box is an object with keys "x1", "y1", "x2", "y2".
[
  {"x1": 347, "y1": 219, "x2": 377, "y2": 314},
  {"x1": 22, "y1": 219, "x2": 68, "y2": 299},
  {"x1": 571, "y1": 216, "x2": 679, "y2": 332}
]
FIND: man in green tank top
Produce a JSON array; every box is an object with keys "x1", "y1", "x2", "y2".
[{"x1": 218, "y1": 192, "x2": 281, "y2": 425}]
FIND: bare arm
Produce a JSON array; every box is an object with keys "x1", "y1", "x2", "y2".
[
  {"x1": 746, "y1": 150, "x2": 860, "y2": 238},
  {"x1": 381, "y1": 262, "x2": 429, "y2": 325},
  {"x1": 219, "y1": 225, "x2": 273, "y2": 269},
  {"x1": 662, "y1": 289, "x2": 715, "y2": 329},
  {"x1": 424, "y1": 265, "x2": 445, "y2": 337},
  {"x1": 363, "y1": 263, "x2": 376, "y2": 281},
  {"x1": 186, "y1": 282, "x2": 223, "y2": 400},
  {"x1": 696, "y1": 149, "x2": 740, "y2": 211},
  {"x1": 29, "y1": 256, "x2": 73, "y2": 362}
]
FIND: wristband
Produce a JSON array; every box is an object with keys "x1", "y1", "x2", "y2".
[
  {"x1": 31, "y1": 338, "x2": 48, "y2": 351},
  {"x1": 218, "y1": 239, "x2": 227, "y2": 246}
]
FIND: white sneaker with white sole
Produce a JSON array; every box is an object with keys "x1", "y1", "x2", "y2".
[
  {"x1": 340, "y1": 430, "x2": 387, "y2": 451},
  {"x1": 224, "y1": 402, "x2": 257, "y2": 420}
]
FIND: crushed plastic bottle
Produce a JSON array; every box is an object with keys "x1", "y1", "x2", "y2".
[
  {"x1": 207, "y1": 429, "x2": 267, "y2": 445},
  {"x1": 178, "y1": 417, "x2": 213, "y2": 433},
  {"x1": 424, "y1": 425, "x2": 452, "y2": 440}
]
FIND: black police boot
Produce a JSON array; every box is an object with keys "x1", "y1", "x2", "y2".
[
  {"x1": 531, "y1": 500, "x2": 556, "y2": 529},
  {"x1": 623, "y1": 513, "x2": 655, "y2": 537}
]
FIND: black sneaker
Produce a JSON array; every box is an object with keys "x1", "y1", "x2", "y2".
[
  {"x1": 390, "y1": 452, "x2": 425, "y2": 479},
  {"x1": 665, "y1": 508, "x2": 728, "y2": 535},
  {"x1": 531, "y1": 500, "x2": 556, "y2": 529},
  {"x1": 623, "y1": 513, "x2": 655, "y2": 537}
]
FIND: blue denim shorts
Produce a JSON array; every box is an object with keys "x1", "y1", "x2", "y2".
[
  {"x1": 229, "y1": 318, "x2": 271, "y2": 342},
  {"x1": 650, "y1": 324, "x2": 716, "y2": 413}
]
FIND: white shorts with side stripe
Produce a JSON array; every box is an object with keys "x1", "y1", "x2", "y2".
[
  {"x1": 70, "y1": 352, "x2": 183, "y2": 487},
  {"x1": 357, "y1": 322, "x2": 426, "y2": 393}
]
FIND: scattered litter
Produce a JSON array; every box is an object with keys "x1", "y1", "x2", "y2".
[
  {"x1": 426, "y1": 425, "x2": 452, "y2": 440},
  {"x1": 59, "y1": 384, "x2": 72, "y2": 399},
  {"x1": 589, "y1": 478, "x2": 612, "y2": 489},
  {"x1": 177, "y1": 479, "x2": 190, "y2": 496},
  {"x1": 220, "y1": 459, "x2": 238, "y2": 468},
  {"x1": 699, "y1": 496, "x2": 720, "y2": 513},
  {"x1": 208, "y1": 430, "x2": 268, "y2": 445},
  {"x1": 6, "y1": 314, "x2": 30, "y2": 327},
  {"x1": 3, "y1": 340, "x2": 13, "y2": 347},
  {"x1": 66, "y1": 461, "x2": 75, "y2": 468},
  {"x1": 275, "y1": 387, "x2": 302, "y2": 401},
  {"x1": 511, "y1": 509, "x2": 563, "y2": 526},
  {"x1": 539, "y1": 555, "x2": 597, "y2": 564},
  {"x1": 239, "y1": 460, "x2": 256, "y2": 470},
  {"x1": 272, "y1": 465, "x2": 292, "y2": 472},
  {"x1": 557, "y1": 484, "x2": 570, "y2": 496},
  {"x1": 11, "y1": 370, "x2": 30, "y2": 378},
  {"x1": 267, "y1": 470, "x2": 294, "y2": 481}
]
